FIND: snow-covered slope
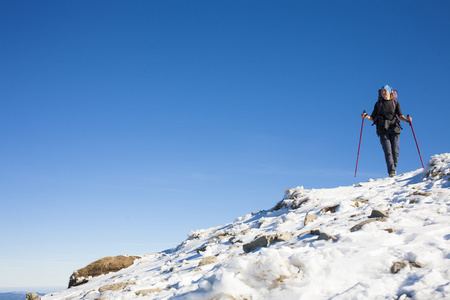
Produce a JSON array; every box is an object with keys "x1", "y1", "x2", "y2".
[{"x1": 44, "y1": 154, "x2": 450, "y2": 300}]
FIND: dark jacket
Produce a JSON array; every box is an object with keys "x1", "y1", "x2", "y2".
[{"x1": 371, "y1": 99, "x2": 403, "y2": 136}]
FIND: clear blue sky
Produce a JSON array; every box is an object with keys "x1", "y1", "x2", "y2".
[{"x1": 1, "y1": 0, "x2": 449, "y2": 290}]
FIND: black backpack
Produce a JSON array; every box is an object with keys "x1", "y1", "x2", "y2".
[{"x1": 372, "y1": 88, "x2": 399, "y2": 124}]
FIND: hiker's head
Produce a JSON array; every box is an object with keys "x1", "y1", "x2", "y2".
[{"x1": 381, "y1": 85, "x2": 393, "y2": 100}]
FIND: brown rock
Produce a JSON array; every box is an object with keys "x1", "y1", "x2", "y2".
[{"x1": 69, "y1": 255, "x2": 140, "y2": 288}]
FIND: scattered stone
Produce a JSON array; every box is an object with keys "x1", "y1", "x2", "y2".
[
  {"x1": 243, "y1": 235, "x2": 277, "y2": 253},
  {"x1": 310, "y1": 229, "x2": 321, "y2": 235},
  {"x1": 391, "y1": 260, "x2": 410, "y2": 273},
  {"x1": 350, "y1": 219, "x2": 378, "y2": 232},
  {"x1": 321, "y1": 205, "x2": 339, "y2": 214},
  {"x1": 369, "y1": 210, "x2": 389, "y2": 218},
  {"x1": 135, "y1": 286, "x2": 170, "y2": 296},
  {"x1": 275, "y1": 232, "x2": 293, "y2": 241},
  {"x1": 69, "y1": 255, "x2": 140, "y2": 288},
  {"x1": 411, "y1": 191, "x2": 432, "y2": 197},
  {"x1": 383, "y1": 228, "x2": 396, "y2": 233},
  {"x1": 391, "y1": 260, "x2": 426, "y2": 274},
  {"x1": 229, "y1": 237, "x2": 243, "y2": 244},
  {"x1": 26, "y1": 293, "x2": 41, "y2": 300},
  {"x1": 298, "y1": 230, "x2": 311, "y2": 238},
  {"x1": 350, "y1": 212, "x2": 365, "y2": 218},
  {"x1": 242, "y1": 232, "x2": 293, "y2": 253},
  {"x1": 304, "y1": 214, "x2": 319, "y2": 225},
  {"x1": 198, "y1": 256, "x2": 219, "y2": 266},
  {"x1": 410, "y1": 261, "x2": 427, "y2": 268},
  {"x1": 318, "y1": 232, "x2": 338, "y2": 242},
  {"x1": 98, "y1": 281, "x2": 136, "y2": 293},
  {"x1": 353, "y1": 199, "x2": 369, "y2": 207},
  {"x1": 196, "y1": 245, "x2": 207, "y2": 254}
]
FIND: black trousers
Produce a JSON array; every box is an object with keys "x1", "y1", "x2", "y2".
[{"x1": 380, "y1": 133, "x2": 400, "y2": 174}]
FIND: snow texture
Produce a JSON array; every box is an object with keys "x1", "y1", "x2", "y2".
[{"x1": 43, "y1": 153, "x2": 450, "y2": 300}]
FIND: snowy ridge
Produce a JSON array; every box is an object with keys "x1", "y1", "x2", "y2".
[{"x1": 44, "y1": 154, "x2": 450, "y2": 300}]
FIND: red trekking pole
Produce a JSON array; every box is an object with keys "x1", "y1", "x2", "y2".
[
  {"x1": 354, "y1": 110, "x2": 366, "y2": 177},
  {"x1": 407, "y1": 115, "x2": 425, "y2": 168}
]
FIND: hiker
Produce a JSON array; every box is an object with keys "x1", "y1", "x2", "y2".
[{"x1": 361, "y1": 85, "x2": 412, "y2": 177}]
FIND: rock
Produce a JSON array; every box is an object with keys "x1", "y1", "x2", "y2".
[
  {"x1": 135, "y1": 286, "x2": 170, "y2": 296},
  {"x1": 275, "y1": 232, "x2": 293, "y2": 241},
  {"x1": 391, "y1": 260, "x2": 426, "y2": 274},
  {"x1": 350, "y1": 219, "x2": 378, "y2": 232},
  {"x1": 229, "y1": 237, "x2": 243, "y2": 244},
  {"x1": 391, "y1": 260, "x2": 410, "y2": 273},
  {"x1": 198, "y1": 256, "x2": 218, "y2": 266},
  {"x1": 304, "y1": 214, "x2": 318, "y2": 225},
  {"x1": 317, "y1": 232, "x2": 338, "y2": 242},
  {"x1": 196, "y1": 245, "x2": 207, "y2": 254},
  {"x1": 310, "y1": 229, "x2": 321, "y2": 235},
  {"x1": 350, "y1": 217, "x2": 387, "y2": 232},
  {"x1": 321, "y1": 205, "x2": 339, "y2": 214},
  {"x1": 411, "y1": 190, "x2": 432, "y2": 196},
  {"x1": 352, "y1": 198, "x2": 369, "y2": 207},
  {"x1": 410, "y1": 261, "x2": 427, "y2": 268},
  {"x1": 243, "y1": 233, "x2": 293, "y2": 253},
  {"x1": 26, "y1": 293, "x2": 41, "y2": 300},
  {"x1": 298, "y1": 230, "x2": 311, "y2": 238},
  {"x1": 369, "y1": 210, "x2": 389, "y2": 218},
  {"x1": 69, "y1": 255, "x2": 140, "y2": 288},
  {"x1": 243, "y1": 235, "x2": 277, "y2": 253},
  {"x1": 98, "y1": 281, "x2": 136, "y2": 293}
]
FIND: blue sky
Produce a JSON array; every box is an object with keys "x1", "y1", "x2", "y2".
[{"x1": 1, "y1": 0, "x2": 449, "y2": 290}]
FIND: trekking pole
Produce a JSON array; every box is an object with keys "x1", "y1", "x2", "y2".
[
  {"x1": 407, "y1": 114, "x2": 425, "y2": 168},
  {"x1": 354, "y1": 110, "x2": 366, "y2": 177}
]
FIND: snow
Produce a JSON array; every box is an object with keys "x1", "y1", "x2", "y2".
[{"x1": 43, "y1": 153, "x2": 450, "y2": 300}]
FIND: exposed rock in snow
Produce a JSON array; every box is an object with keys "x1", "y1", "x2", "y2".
[{"x1": 68, "y1": 255, "x2": 140, "y2": 288}]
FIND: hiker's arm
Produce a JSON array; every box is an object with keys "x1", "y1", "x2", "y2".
[
  {"x1": 399, "y1": 115, "x2": 412, "y2": 123},
  {"x1": 361, "y1": 112, "x2": 373, "y2": 121}
]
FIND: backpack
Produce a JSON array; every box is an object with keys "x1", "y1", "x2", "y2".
[{"x1": 372, "y1": 88, "x2": 399, "y2": 124}]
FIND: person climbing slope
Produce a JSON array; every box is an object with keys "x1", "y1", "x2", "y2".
[{"x1": 362, "y1": 85, "x2": 412, "y2": 177}]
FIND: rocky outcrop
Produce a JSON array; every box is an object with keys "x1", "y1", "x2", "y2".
[
  {"x1": 274, "y1": 187, "x2": 312, "y2": 210},
  {"x1": 424, "y1": 153, "x2": 450, "y2": 179},
  {"x1": 68, "y1": 255, "x2": 140, "y2": 288},
  {"x1": 26, "y1": 293, "x2": 41, "y2": 300}
]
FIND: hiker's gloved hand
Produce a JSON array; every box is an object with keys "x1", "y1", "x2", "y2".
[
  {"x1": 361, "y1": 112, "x2": 367, "y2": 118},
  {"x1": 406, "y1": 116, "x2": 412, "y2": 123}
]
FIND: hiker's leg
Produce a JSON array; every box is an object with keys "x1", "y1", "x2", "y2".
[
  {"x1": 380, "y1": 134, "x2": 394, "y2": 174},
  {"x1": 391, "y1": 134, "x2": 400, "y2": 171}
]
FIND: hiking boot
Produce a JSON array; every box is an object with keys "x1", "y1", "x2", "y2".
[{"x1": 389, "y1": 171, "x2": 396, "y2": 177}]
